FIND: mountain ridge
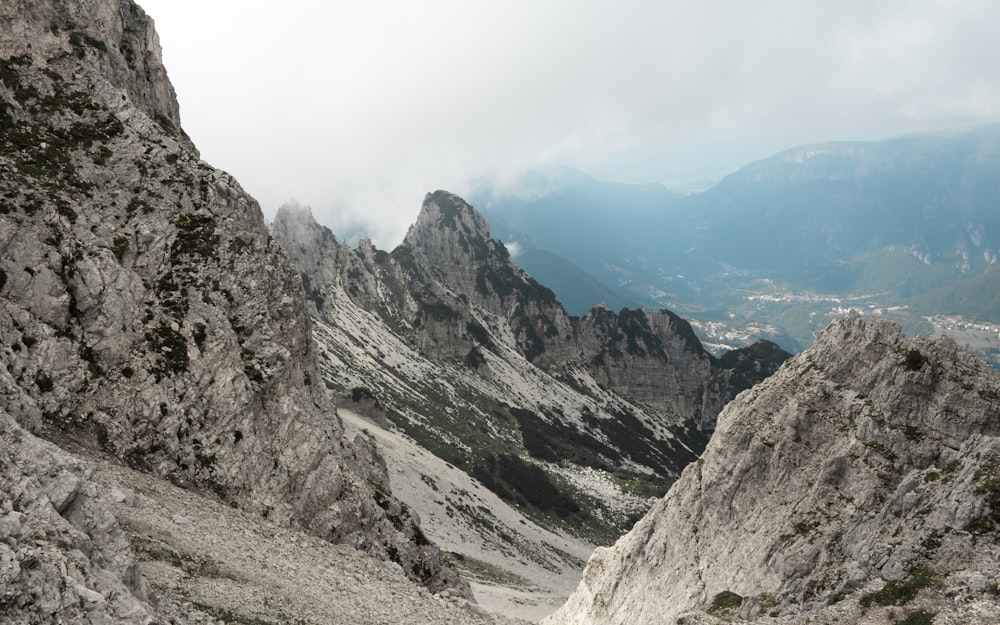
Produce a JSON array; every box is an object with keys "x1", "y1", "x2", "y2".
[{"x1": 271, "y1": 190, "x2": 789, "y2": 601}]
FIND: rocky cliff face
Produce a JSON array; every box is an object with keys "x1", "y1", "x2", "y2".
[
  {"x1": 272, "y1": 193, "x2": 787, "y2": 545},
  {"x1": 0, "y1": 0, "x2": 463, "y2": 601},
  {"x1": 546, "y1": 312, "x2": 1000, "y2": 625}
]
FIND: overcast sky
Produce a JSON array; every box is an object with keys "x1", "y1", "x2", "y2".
[{"x1": 138, "y1": 0, "x2": 1000, "y2": 248}]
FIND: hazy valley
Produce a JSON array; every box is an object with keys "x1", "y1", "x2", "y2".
[{"x1": 473, "y1": 128, "x2": 1000, "y2": 367}]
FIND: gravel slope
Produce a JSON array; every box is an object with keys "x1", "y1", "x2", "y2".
[{"x1": 84, "y1": 451, "x2": 525, "y2": 625}]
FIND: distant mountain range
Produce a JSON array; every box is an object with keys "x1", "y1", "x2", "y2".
[{"x1": 472, "y1": 125, "x2": 1000, "y2": 363}]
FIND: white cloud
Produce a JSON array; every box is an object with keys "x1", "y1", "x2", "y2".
[{"x1": 139, "y1": 0, "x2": 1000, "y2": 248}]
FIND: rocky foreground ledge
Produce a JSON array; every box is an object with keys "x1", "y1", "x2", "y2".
[
  {"x1": 0, "y1": 405, "x2": 521, "y2": 624},
  {"x1": 546, "y1": 312, "x2": 1000, "y2": 625}
]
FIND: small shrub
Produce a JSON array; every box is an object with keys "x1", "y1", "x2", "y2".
[
  {"x1": 920, "y1": 529, "x2": 943, "y2": 552},
  {"x1": 243, "y1": 364, "x2": 264, "y2": 383},
  {"x1": 94, "y1": 145, "x2": 112, "y2": 165},
  {"x1": 192, "y1": 323, "x2": 207, "y2": 349},
  {"x1": 895, "y1": 610, "x2": 936, "y2": 625},
  {"x1": 827, "y1": 579, "x2": 864, "y2": 605},
  {"x1": 859, "y1": 568, "x2": 934, "y2": 608},
  {"x1": 902, "y1": 425, "x2": 925, "y2": 442},
  {"x1": 112, "y1": 235, "x2": 129, "y2": 262},
  {"x1": 35, "y1": 371, "x2": 54, "y2": 392},
  {"x1": 904, "y1": 349, "x2": 927, "y2": 371},
  {"x1": 154, "y1": 114, "x2": 177, "y2": 136},
  {"x1": 710, "y1": 590, "x2": 744, "y2": 612}
]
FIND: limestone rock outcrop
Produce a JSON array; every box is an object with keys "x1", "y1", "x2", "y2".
[
  {"x1": 0, "y1": 0, "x2": 462, "y2": 598},
  {"x1": 545, "y1": 312, "x2": 1000, "y2": 624}
]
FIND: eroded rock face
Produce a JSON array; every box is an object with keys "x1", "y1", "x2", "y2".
[
  {"x1": 0, "y1": 0, "x2": 462, "y2": 597},
  {"x1": 545, "y1": 312, "x2": 1000, "y2": 625}
]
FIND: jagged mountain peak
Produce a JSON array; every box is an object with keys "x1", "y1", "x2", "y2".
[
  {"x1": 272, "y1": 201, "x2": 338, "y2": 251},
  {"x1": 401, "y1": 190, "x2": 509, "y2": 271},
  {"x1": 405, "y1": 190, "x2": 494, "y2": 246},
  {"x1": 547, "y1": 312, "x2": 1000, "y2": 624},
  {"x1": 394, "y1": 190, "x2": 558, "y2": 314}
]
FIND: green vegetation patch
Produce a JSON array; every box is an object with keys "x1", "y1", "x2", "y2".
[
  {"x1": 0, "y1": 55, "x2": 35, "y2": 103},
  {"x1": 370, "y1": 481, "x2": 430, "y2": 547},
  {"x1": 171, "y1": 213, "x2": 219, "y2": 260},
  {"x1": 430, "y1": 190, "x2": 466, "y2": 229},
  {"x1": 0, "y1": 58, "x2": 123, "y2": 192},
  {"x1": 895, "y1": 610, "x2": 936, "y2": 625},
  {"x1": 708, "y1": 590, "x2": 744, "y2": 616},
  {"x1": 514, "y1": 406, "x2": 617, "y2": 468},
  {"x1": 713, "y1": 339, "x2": 790, "y2": 391},
  {"x1": 617, "y1": 307, "x2": 665, "y2": 357},
  {"x1": 827, "y1": 579, "x2": 864, "y2": 605},
  {"x1": 35, "y1": 371, "x2": 54, "y2": 392},
  {"x1": 859, "y1": 567, "x2": 935, "y2": 608},
  {"x1": 904, "y1": 348, "x2": 928, "y2": 371},
  {"x1": 112, "y1": 235, "x2": 129, "y2": 263},
  {"x1": 472, "y1": 453, "x2": 581, "y2": 519},
  {"x1": 475, "y1": 260, "x2": 556, "y2": 305},
  {"x1": 662, "y1": 309, "x2": 705, "y2": 355},
  {"x1": 966, "y1": 454, "x2": 1000, "y2": 534},
  {"x1": 146, "y1": 322, "x2": 189, "y2": 380}
]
